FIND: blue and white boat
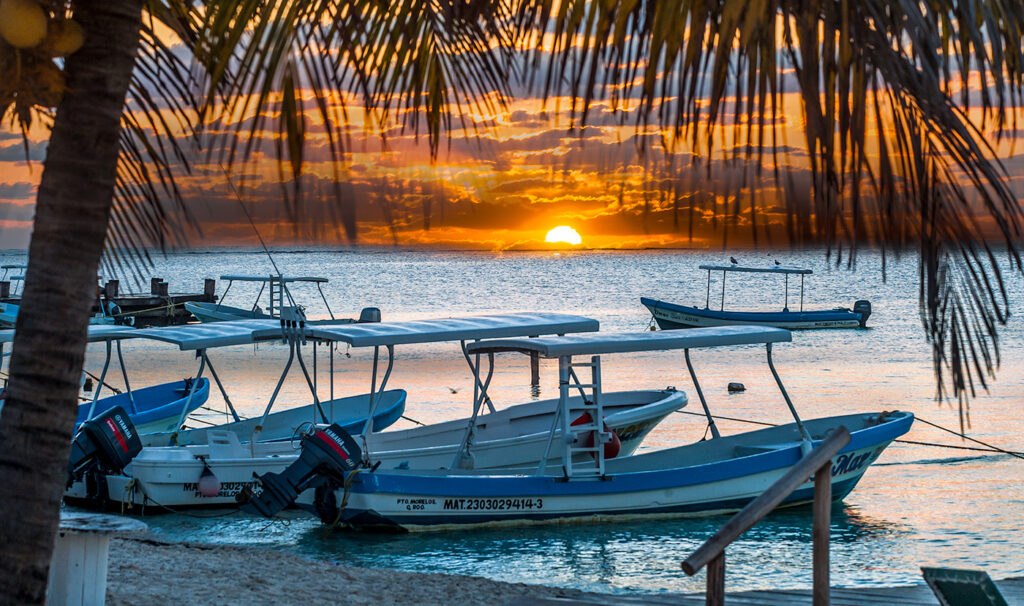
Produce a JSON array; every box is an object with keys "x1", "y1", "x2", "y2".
[
  {"x1": 71, "y1": 312, "x2": 680, "y2": 508},
  {"x1": 247, "y1": 326, "x2": 911, "y2": 530},
  {"x1": 78, "y1": 379, "x2": 210, "y2": 435},
  {"x1": 185, "y1": 274, "x2": 380, "y2": 325},
  {"x1": 642, "y1": 264, "x2": 872, "y2": 330},
  {"x1": 1, "y1": 325, "x2": 209, "y2": 434}
]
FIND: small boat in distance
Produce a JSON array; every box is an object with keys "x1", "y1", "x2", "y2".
[
  {"x1": 185, "y1": 274, "x2": 380, "y2": 324},
  {"x1": 642, "y1": 264, "x2": 871, "y2": 330}
]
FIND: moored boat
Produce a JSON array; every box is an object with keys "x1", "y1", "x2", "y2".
[
  {"x1": 642, "y1": 264, "x2": 871, "y2": 330},
  {"x1": 242, "y1": 326, "x2": 911, "y2": 530},
  {"x1": 184, "y1": 274, "x2": 380, "y2": 325}
]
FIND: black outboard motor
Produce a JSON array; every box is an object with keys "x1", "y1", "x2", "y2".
[
  {"x1": 239, "y1": 424, "x2": 361, "y2": 518},
  {"x1": 67, "y1": 406, "x2": 142, "y2": 492},
  {"x1": 853, "y1": 300, "x2": 872, "y2": 327}
]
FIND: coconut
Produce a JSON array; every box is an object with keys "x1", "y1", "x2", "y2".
[
  {"x1": 45, "y1": 19, "x2": 84, "y2": 57},
  {"x1": 0, "y1": 0, "x2": 48, "y2": 49}
]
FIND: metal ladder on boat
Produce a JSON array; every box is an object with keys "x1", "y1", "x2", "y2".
[
  {"x1": 268, "y1": 276, "x2": 283, "y2": 317},
  {"x1": 560, "y1": 355, "x2": 610, "y2": 477}
]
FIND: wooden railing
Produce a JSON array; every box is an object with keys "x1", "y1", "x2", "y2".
[{"x1": 681, "y1": 427, "x2": 851, "y2": 606}]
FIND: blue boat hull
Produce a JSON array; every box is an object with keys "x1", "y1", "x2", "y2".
[
  {"x1": 303, "y1": 411, "x2": 912, "y2": 529},
  {"x1": 641, "y1": 297, "x2": 869, "y2": 330},
  {"x1": 78, "y1": 378, "x2": 210, "y2": 434}
]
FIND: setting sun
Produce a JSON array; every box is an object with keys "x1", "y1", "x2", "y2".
[{"x1": 545, "y1": 226, "x2": 582, "y2": 246}]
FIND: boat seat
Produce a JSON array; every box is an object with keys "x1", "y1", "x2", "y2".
[
  {"x1": 734, "y1": 442, "x2": 799, "y2": 457},
  {"x1": 206, "y1": 430, "x2": 247, "y2": 459}
]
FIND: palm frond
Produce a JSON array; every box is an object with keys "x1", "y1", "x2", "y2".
[{"x1": 519, "y1": 0, "x2": 1024, "y2": 414}]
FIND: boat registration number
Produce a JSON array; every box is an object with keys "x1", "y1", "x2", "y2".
[{"x1": 442, "y1": 498, "x2": 544, "y2": 511}]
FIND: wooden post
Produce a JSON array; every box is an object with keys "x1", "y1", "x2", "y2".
[
  {"x1": 813, "y1": 460, "x2": 833, "y2": 606},
  {"x1": 204, "y1": 278, "x2": 216, "y2": 299},
  {"x1": 706, "y1": 552, "x2": 725, "y2": 606},
  {"x1": 157, "y1": 282, "x2": 169, "y2": 296},
  {"x1": 104, "y1": 279, "x2": 119, "y2": 299},
  {"x1": 530, "y1": 352, "x2": 540, "y2": 387},
  {"x1": 150, "y1": 277, "x2": 162, "y2": 295},
  {"x1": 0, "y1": 281, "x2": 9, "y2": 298}
]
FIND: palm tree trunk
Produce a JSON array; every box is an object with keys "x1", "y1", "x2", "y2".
[{"x1": 0, "y1": 0, "x2": 144, "y2": 601}]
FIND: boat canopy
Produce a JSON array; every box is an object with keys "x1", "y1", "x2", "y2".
[
  {"x1": 131, "y1": 319, "x2": 283, "y2": 350},
  {"x1": 699, "y1": 265, "x2": 812, "y2": 275},
  {"x1": 0, "y1": 324, "x2": 136, "y2": 345},
  {"x1": 220, "y1": 275, "x2": 328, "y2": 283},
  {"x1": 0, "y1": 264, "x2": 26, "y2": 270},
  {"x1": 307, "y1": 313, "x2": 599, "y2": 347},
  {"x1": 466, "y1": 325, "x2": 791, "y2": 358}
]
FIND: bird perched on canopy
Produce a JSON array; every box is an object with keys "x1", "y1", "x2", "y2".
[{"x1": 730, "y1": 257, "x2": 738, "y2": 265}]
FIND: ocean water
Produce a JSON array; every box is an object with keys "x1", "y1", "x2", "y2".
[{"x1": 11, "y1": 247, "x2": 1022, "y2": 594}]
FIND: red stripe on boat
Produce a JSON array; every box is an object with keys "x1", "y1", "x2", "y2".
[
  {"x1": 317, "y1": 432, "x2": 349, "y2": 460},
  {"x1": 105, "y1": 418, "x2": 129, "y2": 453}
]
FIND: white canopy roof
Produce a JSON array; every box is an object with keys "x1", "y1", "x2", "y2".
[
  {"x1": 128, "y1": 313, "x2": 599, "y2": 350},
  {"x1": 131, "y1": 319, "x2": 283, "y2": 350},
  {"x1": 0, "y1": 324, "x2": 136, "y2": 345},
  {"x1": 307, "y1": 313, "x2": 599, "y2": 347},
  {"x1": 220, "y1": 275, "x2": 328, "y2": 283},
  {"x1": 465, "y1": 325, "x2": 791, "y2": 357},
  {"x1": 699, "y1": 264, "x2": 812, "y2": 275}
]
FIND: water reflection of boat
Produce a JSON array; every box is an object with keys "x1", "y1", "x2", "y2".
[
  {"x1": 642, "y1": 264, "x2": 872, "y2": 329},
  {"x1": 244, "y1": 326, "x2": 911, "y2": 530}
]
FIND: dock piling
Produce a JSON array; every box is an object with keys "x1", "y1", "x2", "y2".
[
  {"x1": 204, "y1": 278, "x2": 217, "y2": 299},
  {"x1": 104, "y1": 280, "x2": 119, "y2": 299},
  {"x1": 0, "y1": 281, "x2": 9, "y2": 299},
  {"x1": 150, "y1": 277, "x2": 162, "y2": 295}
]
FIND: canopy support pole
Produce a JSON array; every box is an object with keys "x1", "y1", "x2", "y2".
[
  {"x1": 362, "y1": 345, "x2": 395, "y2": 458},
  {"x1": 317, "y1": 283, "x2": 335, "y2": 320},
  {"x1": 784, "y1": 275, "x2": 789, "y2": 312},
  {"x1": 251, "y1": 280, "x2": 266, "y2": 314},
  {"x1": 313, "y1": 341, "x2": 318, "y2": 396},
  {"x1": 766, "y1": 343, "x2": 812, "y2": 449},
  {"x1": 460, "y1": 340, "x2": 496, "y2": 415},
  {"x1": 685, "y1": 349, "x2": 720, "y2": 439},
  {"x1": 536, "y1": 356, "x2": 567, "y2": 475},
  {"x1": 705, "y1": 269, "x2": 711, "y2": 309},
  {"x1": 294, "y1": 339, "x2": 327, "y2": 424},
  {"x1": 86, "y1": 340, "x2": 113, "y2": 420},
  {"x1": 329, "y1": 342, "x2": 335, "y2": 419},
  {"x1": 800, "y1": 275, "x2": 805, "y2": 312},
  {"x1": 450, "y1": 351, "x2": 495, "y2": 470},
  {"x1": 216, "y1": 280, "x2": 233, "y2": 311},
  {"x1": 169, "y1": 354, "x2": 207, "y2": 445},
  {"x1": 721, "y1": 271, "x2": 727, "y2": 311},
  {"x1": 115, "y1": 340, "x2": 135, "y2": 413},
  {"x1": 258, "y1": 340, "x2": 296, "y2": 431},
  {"x1": 203, "y1": 351, "x2": 240, "y2": 422}
]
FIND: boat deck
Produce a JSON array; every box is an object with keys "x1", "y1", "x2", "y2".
[{"x1": 508, "y1": 576, "x2": 1024, "y2": 605}]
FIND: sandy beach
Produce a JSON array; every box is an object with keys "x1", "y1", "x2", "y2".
[{"x1": 106, "y1": 535, "x2": 589, "y2": 605}]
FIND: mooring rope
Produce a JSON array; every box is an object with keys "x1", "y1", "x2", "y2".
[{"x1": 672, "y1": 409, "x2": 1024, "y2": 458}]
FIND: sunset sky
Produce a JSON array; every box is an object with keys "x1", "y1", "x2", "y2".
[{"x1": 3, "y1": 69, "x2": 1024, "y2": 251}]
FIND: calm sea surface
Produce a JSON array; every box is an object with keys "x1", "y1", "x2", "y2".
[{"x1": 11, "y1": 247, "x2": 1022, "y2": 594}]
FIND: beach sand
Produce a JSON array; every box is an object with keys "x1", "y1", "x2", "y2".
[{"x1": 106, "y1": 536, "x2": 589, "y2": 605}]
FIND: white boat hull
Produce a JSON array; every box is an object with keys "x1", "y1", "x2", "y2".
[{"x1": 67, "y1": 390, "x2": 685, "y2": 509}]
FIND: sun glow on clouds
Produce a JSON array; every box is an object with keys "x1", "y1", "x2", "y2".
[{"x1": 545, "y1": 225, "x2": 582, "y2": 245}]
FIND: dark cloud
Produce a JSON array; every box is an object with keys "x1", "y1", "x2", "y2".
[{"x1": 0, "y1": 182, "x2": 35, "y2": 200}]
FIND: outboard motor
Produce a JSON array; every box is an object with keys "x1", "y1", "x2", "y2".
[
  {"x1": 358, "y1": 307, "x2": 381, "y2": 323},
  {"x1": 67, "y1": 406, "x2": 142, "y2": 491},
  {"x1": 853, "y1": 300, "x2": 872, "y2": 327},
  {"x1": 239, "y1": 423, "x2": 361, "y2": 518}
]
